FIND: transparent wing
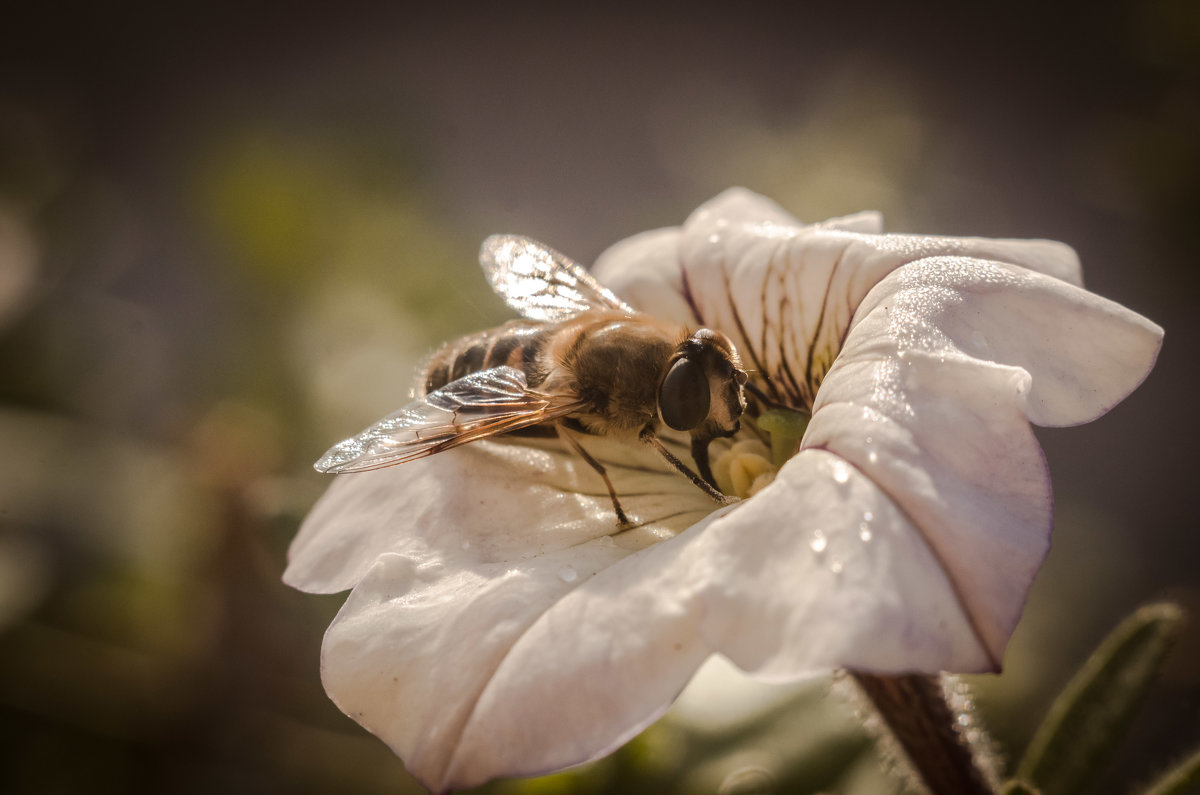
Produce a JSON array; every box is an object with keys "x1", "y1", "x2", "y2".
[
  {"x1": 480, "y1": 234, "x2": 636, "y2": 322},
  {"x1": 315, "y1": 366, "x2": 586, "y2": 473}
]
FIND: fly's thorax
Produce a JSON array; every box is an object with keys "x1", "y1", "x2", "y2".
[
  {"x1": 541, "y1": 312, "x2": 681, "y2": 438},
  {"x1": 421, "y1": 319, "x2": 550, "y2": 395}
]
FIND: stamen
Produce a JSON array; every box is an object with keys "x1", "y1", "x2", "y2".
[
  {"x1": 755, "y1": 407, "x2": 812, "y2": 468},
  {"x1": 713, "y1": 439, "x2": 778, "y2": 499}
]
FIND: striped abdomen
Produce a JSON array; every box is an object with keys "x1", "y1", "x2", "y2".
[{"x1": 421, "y1": 319, "x2": 552, "y2": 395}]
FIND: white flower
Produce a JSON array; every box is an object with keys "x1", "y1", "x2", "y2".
[{"x1": 284, "y1": 189, "x2": 1162, "y2": 792}]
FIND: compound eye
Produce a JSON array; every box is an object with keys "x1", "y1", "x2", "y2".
[{"x1": 659, "y1": 358, "x2": 710, "y2": 431}]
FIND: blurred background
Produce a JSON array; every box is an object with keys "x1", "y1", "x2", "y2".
[{"x1": 0, "y1": 1, "x2": 1195, "y2": 793}]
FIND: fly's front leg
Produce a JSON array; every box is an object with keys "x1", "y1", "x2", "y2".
[
  {"x1": 691, "y1": 435, "x2": 717, "y2": 489},
  {"x1": 640, "y1": 428, "x2": 732, "y2": 504},
  {"x1": 556, "y1": 423, "x2": 632, "y2": 527}
]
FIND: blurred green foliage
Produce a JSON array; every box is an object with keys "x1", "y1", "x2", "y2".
[
  {"x1": 1016, "y1": 604, "x2": 1184, "y2": 795},
  {"x1": 0, "y1": 100, "x2": 487, "y2": 794}
]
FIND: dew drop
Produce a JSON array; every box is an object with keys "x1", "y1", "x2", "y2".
[
  {"x1": 859, "y1": 524, "x2": 873, "y2": 542},
  {"x1": 830, "y1": 559, "x2": 844, "y2": 574},
  {"x1": 832, "y1": 460, "x2": 850, "y2": 484},
  {"x1": 557, "y1": 564, "x2": 578, "y2": 583},
  {"x1": 708, "y1": 233, "x2": 721, "y2": 244},
  {"x1": 868, "y1": 450, "x2": 878, "y2": 464},
  {"x1": 810, "y1": 529, "x2": 827, "y2": 554},
  {"x1": 863, "y1": 510, "x2": 874, "y2": 522}
]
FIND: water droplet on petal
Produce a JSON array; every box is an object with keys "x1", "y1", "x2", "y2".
[
  {"x1": 859, "y1": 524, "x2": 873, "y2": 542},
  {"x1": 810, "y1": 529, "x2": 827, "y2": 554},
  {"x1": 830, "y1": 559, "x2": 844, "y2": 574},
  {"x1": 557, "y1": 564, "x2": 578, "y2": 583},
  {"x1": 863, "y1": 510, "x2": 874, "y2": 522},
  {"x1": 708, "y1": 233, "x2": 721, "y2": 244},
  {"x1": 832, "y1": 460, "x2": 850, "y2": 484},
  {"x1": 868, "y1": 450, "x2": 878, "y2": 463}
]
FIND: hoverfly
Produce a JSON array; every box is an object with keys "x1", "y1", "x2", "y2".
[{"x1": 314, "y1": 235, "x2": 750, "y2": 526}]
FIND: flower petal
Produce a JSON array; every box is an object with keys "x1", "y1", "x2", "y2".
[
  {"x1": 591, "y1": 193, "x2": 884, "y2": 330},
  {"x1": 432, "y1": 449, "x2": 987, "y2": 790},
  {"x1": 284, "y1": 435, "x2": 713, "y2": 594},
  {"x1": 851, "y1": 257, "x2": 1162, "y2": 427},
  {"x1": 291, "y1": 436, "x2": 722, "y2": 792},
  {"x1": 802, "y1": 256, "x2": 1162, "y2": 661},
  {"x1": 312, "y1": 449, "x2": 991, "y2": 792},
  {"x1": 815, "y1": 208, "x2": 884, "y2": 233},
  {"x1": 598, "y1": 188, "x2": 1084, "y2": 409},
  {"x1": 319, "y1": 539, "x2": 631, "y2": 792}
]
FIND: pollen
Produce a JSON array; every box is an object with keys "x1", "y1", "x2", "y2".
[{"x1": 713, "y1": 439, "x2": 779, "y2": 499}]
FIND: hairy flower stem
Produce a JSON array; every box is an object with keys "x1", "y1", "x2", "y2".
[{"x1": 851, "y1": 672, "x2": 994, "y2": 795}]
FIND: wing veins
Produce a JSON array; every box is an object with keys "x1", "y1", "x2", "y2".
[
  {"x1": 480, "y1": 234, "x2": 636, "y2": 321},
  {"x1": 314, "y1": 366, "x2": 587, "y2": 474}
]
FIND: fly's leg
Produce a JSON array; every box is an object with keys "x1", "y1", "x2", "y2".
[
  {"x1": 691, "y1": 435, "x2": 718, "y2": 489},
  {"x1": 556, "y1": 423, "x2": 631, "y2": 527},
  {"x1": 641, "y1": 429, "x2": 732, "y2": 504}
]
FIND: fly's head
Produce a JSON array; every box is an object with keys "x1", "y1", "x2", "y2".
[{"x1": 657, "y1": 328, "x2": 748, "y2": 443}]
